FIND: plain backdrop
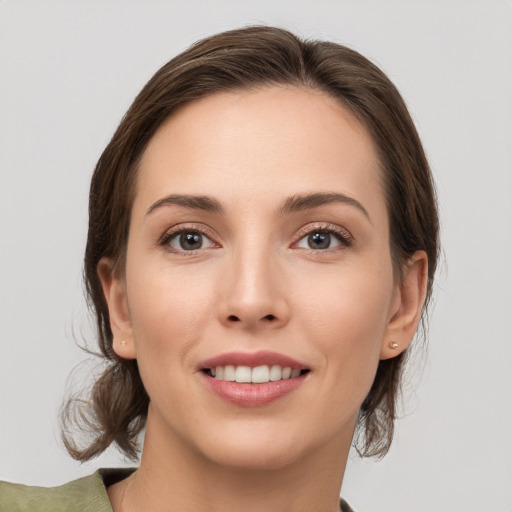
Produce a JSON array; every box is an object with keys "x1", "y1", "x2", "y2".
[{"x1": 1, "y1": 1, "x2": 511, "y2": 511}]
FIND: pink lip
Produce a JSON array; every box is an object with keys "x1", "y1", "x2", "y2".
[
  {"x1": 197, "y1": 351, "x2": 310, "y2": 407},
  {"x1": 200, "y1": 372, "x2": 308, "y2": 407},
  {"x1": 199, "y1": 350, "x2": 307, "y2": 370}
]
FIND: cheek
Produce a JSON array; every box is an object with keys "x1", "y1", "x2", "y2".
[
  {"x1": 295, "y1": 261, "x2": 394, "y2": 391},
  {"x1": 126, "y1": 262, "x2": 216, "y2": 369},
  {"x1": 123, "y1": 262, "x2": 222, "y2": 418},
  {"x1": 298, "y1": 257, "x2": 393, "y2": 332}
]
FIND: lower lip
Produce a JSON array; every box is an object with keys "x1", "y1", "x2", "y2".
[{"x1": 200, "y1": 372, "x2": 308, "y2": 407}]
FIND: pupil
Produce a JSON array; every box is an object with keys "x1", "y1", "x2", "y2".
[
  {"x1": 180, "y1": 232, "x2": 202, "y2": 250},
  {"x1": 308, "y1": 232, "x2": 330, "y2": 249}
]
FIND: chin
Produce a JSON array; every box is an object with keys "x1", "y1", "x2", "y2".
[
  {"x1": 194, "y1": 420, "x2": 329, "y2": 472},
  {"x1": 203, "y1": 440, "x2": 302, "y2": 472}
]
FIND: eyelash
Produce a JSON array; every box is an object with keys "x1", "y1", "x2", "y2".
[
  {"x1": 158, "y1": 223, "x2": 353, "y2": 254},
  {"x1": 159, "y1": 224, "x2": 219, "y2": 255},
  {"x1": 293, "y1": 223, "x2": 353, "y2": 252}
]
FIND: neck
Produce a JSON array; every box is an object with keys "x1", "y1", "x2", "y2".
[{"x1": 110, "y1": 407, "x2": 354, "y2": 512}]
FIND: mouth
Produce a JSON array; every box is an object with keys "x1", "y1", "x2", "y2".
[
  {"x1": 198, "y1": 351, "x2": 310, "y2": 407},
  {"x1": 202, "y1": 365, "x2": 310, "y2": 383}
]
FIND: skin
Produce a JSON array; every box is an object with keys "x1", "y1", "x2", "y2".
[{"x1": 99, "y1": 86, "x2": 428, "y2": 512}]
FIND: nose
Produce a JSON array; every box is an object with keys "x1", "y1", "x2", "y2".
[{"x1": 217, "y1": 242, "x2": 290, "y2": 331}]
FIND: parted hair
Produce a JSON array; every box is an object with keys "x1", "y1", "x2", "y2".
[{"x1": 61, "y1": 25, "x2": 439, "y2": 461}]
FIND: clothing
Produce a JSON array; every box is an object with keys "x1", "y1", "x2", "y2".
[
  {"x1": 0, "y1": 468, "x2": 355, "y2": 511},
  {"x1": 0, "y1": 468, "x2": 132, "y2": 512}
]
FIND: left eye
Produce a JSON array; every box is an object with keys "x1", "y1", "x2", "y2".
[
  {"x1": 296, "y1": 231, "x2": 346, "y2": 250},
  {"x1": 167, "y1": 230, "x2": 216, "y2": 251}
]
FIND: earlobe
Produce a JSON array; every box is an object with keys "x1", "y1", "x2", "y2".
[
  {"x1": 97, "y1": 258, "x2": 137, "y2": 360},
  {"x1": 112, "y1": 337, "x2": 137, "y2": 359},
  {"x1": 380, "y1": 251, "x2": 428, "y2": 360}
]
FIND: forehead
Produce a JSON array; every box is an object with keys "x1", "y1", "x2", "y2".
[{"x1": 135, "y1": 86, "x2": 385, "y2": 218}]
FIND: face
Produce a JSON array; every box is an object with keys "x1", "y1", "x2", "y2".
[{"x1": 101, "y1": 86, "x2": 422, "y2": 471}]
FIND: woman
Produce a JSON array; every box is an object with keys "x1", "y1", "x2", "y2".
[{"x1": 0, "y1": 25, "x2": 438, "y2": 511}]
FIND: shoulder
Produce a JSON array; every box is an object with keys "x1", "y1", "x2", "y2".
[
  {"x1": 0, "y1": 468, "x2": 134, "y2": 512},
  {"x1": 1, "y1": 469, "x2": 354, "y2": 512}
]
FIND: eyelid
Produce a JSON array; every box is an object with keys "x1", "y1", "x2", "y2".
[
  {"x1": 158, "y1": 223, "x2": 220, "y2": 252},
  {"x1": 158, "y1": 222, "x2": 352, "y2": 253},
  {"x1": 292, "y1": 222, "x2": 354, "y2": 249}
]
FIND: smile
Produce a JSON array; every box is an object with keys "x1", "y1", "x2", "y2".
[
  {"x1": 205, "y1": 365, "x2": 306, "y2": 383},
  {"x1": 199, "y1": 351, "x2": 311, "y2": 406}
]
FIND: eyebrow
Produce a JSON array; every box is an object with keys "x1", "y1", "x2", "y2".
[
  {"x1": 147, "y1": 194, "x2": 224, "y2": 215},
  {"x1": 279, "y1": 192, "x2": 371, "y2": 221},
  {"x1": 146, "y1": 191, "x2": 370, "y2": 222}
]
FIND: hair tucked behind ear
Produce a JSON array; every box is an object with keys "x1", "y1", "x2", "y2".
[{"x1": 62, "y1": 25, "x2": 438, "y2": 461}]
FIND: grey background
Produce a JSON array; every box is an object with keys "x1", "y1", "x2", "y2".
[{"x1": 1, "y1": 1, "x2": 511, "y2": 511}]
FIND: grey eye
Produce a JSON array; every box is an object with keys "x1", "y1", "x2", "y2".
[
  {"x1": 307, "y1": 232, "x2": 331, "y2": 249},
  {"x1": 169, "y1": 230, "x2": 215, "y2": 251},
  {"x1": 296, "y1": 231, "x2": 344, "y2": 250}
]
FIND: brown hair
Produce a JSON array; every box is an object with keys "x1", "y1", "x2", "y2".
[{"x1": 61, "y1": 25, "x2": 439, "y2": 461}]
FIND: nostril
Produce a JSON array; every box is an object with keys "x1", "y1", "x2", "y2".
[{"x1": 225, "y1": 313, "x2": 277, "y2": 323}]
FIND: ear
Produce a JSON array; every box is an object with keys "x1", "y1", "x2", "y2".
[
  {"x1": 380, "y1": 251, "x2": 428, "y2": 360},
  {"x1": 97, "y1": 257, "x2": 137, "y2": 359}
]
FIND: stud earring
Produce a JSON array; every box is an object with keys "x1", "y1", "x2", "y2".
[
  {"x1": 120, "y1": 340, "x2": 127, "y2": 347},
  {"x1": 388, "y1": 341, "x2": 399, "y2": 350}
]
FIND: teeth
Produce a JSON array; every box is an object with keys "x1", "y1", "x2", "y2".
[
  {"x1": 235, "y1": 366, "x2": 251, "y2": 383},
  {"x1": 269, "y1": 365, "x2": 282, "y2": 381},
  {"x1": 252, "y1": 365, "x2": 270, "y2": 383},
  {"x1": 212, "y1": 364, "x2": 303, "y2": 383},
  {"x1": 224, "y1": 365, "x2": 236, "y2": 381}
]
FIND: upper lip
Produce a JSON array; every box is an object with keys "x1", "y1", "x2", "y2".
[{"x1": 198, "y1": 350, "x2": 308, "y2": 370}]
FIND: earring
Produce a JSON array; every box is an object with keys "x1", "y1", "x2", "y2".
[
  {"x1": 120, "y1": 340, "x2": 127, "y2": 347},
  {"x1": 388, "y1": 341, "x2": 399, "y2": 350}
]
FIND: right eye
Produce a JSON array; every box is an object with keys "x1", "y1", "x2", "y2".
[{"x1": 163, "y1": 229, "x2": 216, "y2": 252}]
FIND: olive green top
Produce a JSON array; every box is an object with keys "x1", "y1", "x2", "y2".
[
  {"x1": 0, "y1": 468, "x2": 133, "y2": 512},
  {"x1": 0, "y1": 468, "x2": 355, "y2": 511}
]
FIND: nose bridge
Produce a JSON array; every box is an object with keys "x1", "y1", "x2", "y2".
[{"x1": 218, "y1": 230, "x2": 289, "y2": 328}]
